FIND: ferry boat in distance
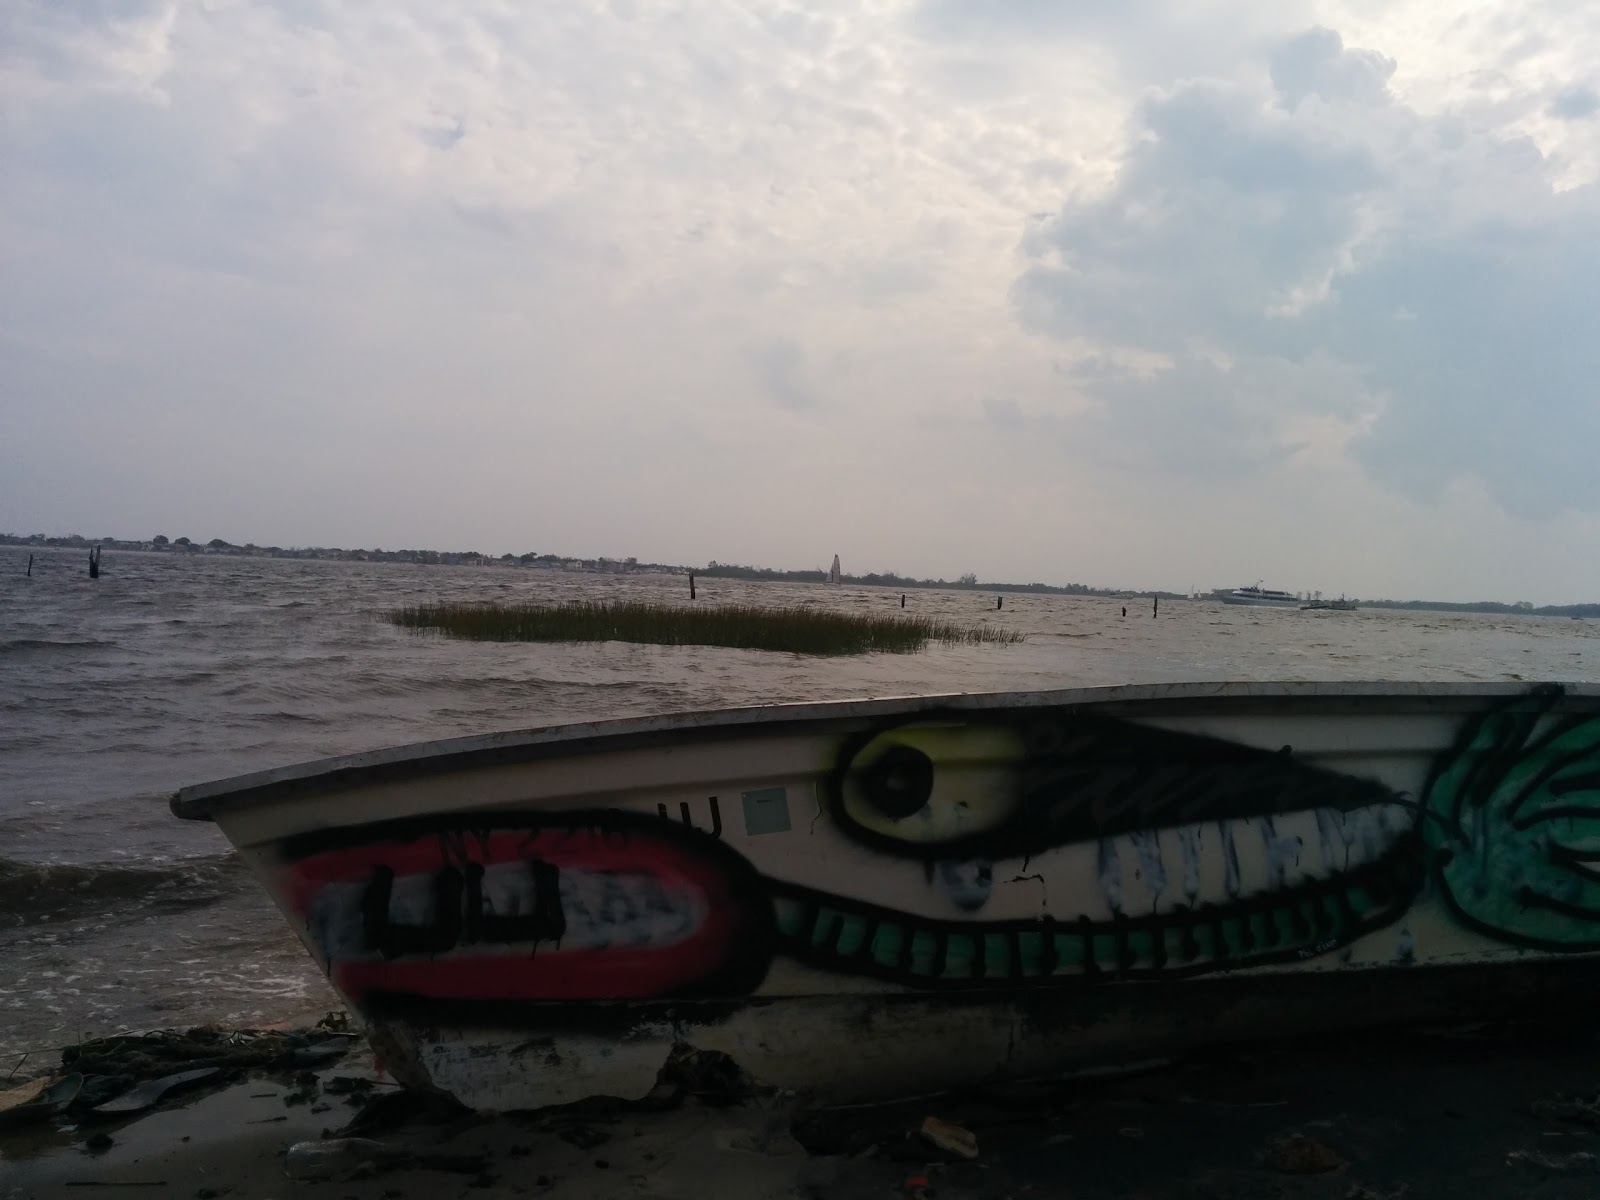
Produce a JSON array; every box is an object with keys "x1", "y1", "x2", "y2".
[{"x1": 1216, "y1": 582, "x2": 1300, "y2": 607}]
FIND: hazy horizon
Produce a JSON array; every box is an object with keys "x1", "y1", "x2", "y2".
[
  {"x1": 9, "y1": 532, "x2": 1598, "y2": 607},
  {"x1": 6, "y1": 3, "x2": 1600, "y2": 606}
]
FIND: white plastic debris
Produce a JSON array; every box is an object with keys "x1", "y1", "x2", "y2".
[{"x1": 283, "y1": 1137, "x2": 413, "y2": 1182}]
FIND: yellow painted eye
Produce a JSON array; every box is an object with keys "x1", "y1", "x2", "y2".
[{"x1": 836, "y1": 723, "x2": 1027, "y2": 848}]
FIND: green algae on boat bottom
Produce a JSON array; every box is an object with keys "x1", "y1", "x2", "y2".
[{"x1": 385, "y1": 599, "x2": 1025, "y2": 656}]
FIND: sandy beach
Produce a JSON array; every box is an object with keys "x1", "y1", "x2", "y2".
[{"x1": 6, "y1": 1015, "x2": 1600, "y2": 1200}]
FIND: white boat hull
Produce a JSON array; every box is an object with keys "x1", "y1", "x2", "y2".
[{"x1": 174, "y1": 681, "x2": 1600, "y2": 1111}]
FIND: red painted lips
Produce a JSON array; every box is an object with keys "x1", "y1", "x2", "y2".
[{"x1": 278, "y1": 813, "x2": 772, "y2": 1005}]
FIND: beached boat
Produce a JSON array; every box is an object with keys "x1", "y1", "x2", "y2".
[{"x1": 173, "y1": 681, "x2": 1600, "y2": 1112}]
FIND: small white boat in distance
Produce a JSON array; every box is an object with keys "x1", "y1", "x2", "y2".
[
  {"x1": 173, "y1": 681, "x2": 1600, "y2": 1112},
  {"x1": 1217, "y1": 583, "x2": 1301, "y2": 607}
]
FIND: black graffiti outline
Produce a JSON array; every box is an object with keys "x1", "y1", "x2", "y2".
[
  {"x1": 657, "y1": 795, "x2": 723, "y2": 837},
  {"x1": 824, "y1": 708, "x2": 1405, "y2": 862}
]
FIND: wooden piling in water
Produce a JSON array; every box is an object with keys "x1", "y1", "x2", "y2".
[
  {"x1": 89, "y1": 546, "x2": 100, "y2": 579},
  {"x1": 27, "y1": 554, "x2": 33, "y2": 577},
  {"x1": 900, "y1": 594, "x2": 905, "y2": 608},
  {"x1": 997, "y1": 596, "x2": 1003, "y2": 610},
  {"x1": 689, "y1": 573, "x2": 696, "y2": 600}
]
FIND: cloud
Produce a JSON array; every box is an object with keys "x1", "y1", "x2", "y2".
[
  {"x1": 1269, "y1": 27, "x2": 1395, "y2": 109},
  {"x1": 6, "y1": 2, "x2": 1600, "y2": 599},
  {"x1": 1015, "y1": 26, "x2": 1600, "y2": 518},
  {"x1": 1548, "y1": 86, "x2": 1600, "y2": 120},
  {"x1": 751, "y1": 339, "x2": 817, "y2": 411}
]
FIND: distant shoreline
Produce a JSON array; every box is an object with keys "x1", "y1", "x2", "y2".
[{"x1": 6, "y1": 533, "x2": 1598, "y2": 617}]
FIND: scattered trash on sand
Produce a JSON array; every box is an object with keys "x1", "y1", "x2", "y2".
[
  {"x1": 0, "y1": 1073, "x2": 81, "y2": 1128},
  {"x1": 283, "y1": 1136, "x2": 488, "y2": 1182},
  {"x1": 1507, "y1": 1149, "x2": 1600, "y2": 1174},
  {"x1": 1259, "y1": 1131, "x2": 1345, "y2": 1174},
  {"x1": 0, "y1": 1022, "x2": 360, "y2": 1133},
  {"x1": 1531, "y1": 1092, "x2": 1600, "y2": 1129},
  {"x1": 92, "y1": 1067, "x2": 221, "y2": 1116},
  {"x1": 61, "y1": 1025, "x2": 356, "y2": 1083},
  {"x1": 333, "y1": 1084, "x2": 470, "y2": 1137},
  {"x1": 919, "y1": 1116, "x2": 979, "y2": 1160},
  {"x1": 284, "y1": 1137, "x2": 416, "y2": 1182}
]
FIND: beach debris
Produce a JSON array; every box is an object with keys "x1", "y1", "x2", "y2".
[
  {"x1": 91, "y1": 1067, "x2": 216, "y2": 1118},
  {"x1": 902, "y1": 1174, "x2": 932, "y2": 1200},
  {"x1": 62, "y1": 1026, "x2": 354, "y2": 1082},
  {"x1": 332, "y1": 1086, "x2": 471, "y2": 1137},
  {"x1": 91, "y1": 1066, "x2": 221, "y2": 1116},
  {"x1": 1532, "y1": 1093, "x2": 1600, "y2": 1128},
  {"x1": 657, "y1": 1045, "x2": 754, "y2": 1106},
  {"x1": 75, "y1": 1074, "x2": 135, "y2": 1110},
  {"x1": 285, "y1": 1137, "x2": 415, "y2": 1182},
  {"x1": 322, "y1": 1074, "x2": 376, "y2": 1098},
  {"x1": 796, "y1": 1156, "x2": 845, "y2": 1195},
  {"x1": 1260, "y1": 1132, "x2": 1345, "y2": 1174},
  {"x1": 283, "y1": 1071, "x2": 320, "y2": 1106},
  {"x1": 48, "y1": 1025, "x2": 357, "y2": 1118},
  {"x1": 0, "y1": 1072, "x2": 81, "y2": 1127},
  {"x1": 918, "y1": 1116, "x2": 978, "y2": 1160},
  {"x1": 285, "y1": 1135, "x2": 487, "y2": 1182},
  {"x1": 557, "y1": 1124, "x2": 610, "y2": 1150},
  {"x1": 1507, "y1": 1148, "x2": 1600, "y2": 1173},
  {"x1": 290, "y1": 1042, "x2": 350, "y2": 1067},
  {"x1": 61, "y1": 1179, "x2": 168, "y2": 1188}
]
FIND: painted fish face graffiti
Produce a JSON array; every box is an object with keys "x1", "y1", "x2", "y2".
[
  {"x1": 274, "y1": 687, "x2": 1600, "y2": 1025},
  {"x1": 767, "y1": 712, "x2": 1425, "y2": 986}
]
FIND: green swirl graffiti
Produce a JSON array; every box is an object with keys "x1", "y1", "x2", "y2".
[{"x1": 1425, "y1": 685, "x2": 1600, "y2": 950}]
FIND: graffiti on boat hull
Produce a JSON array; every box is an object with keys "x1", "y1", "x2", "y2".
[
  {"x1": 1424, "y1": 683, "x2": 1600, "y2": 950},
  {"x1": 272, "y1": 685, "x2": 1600, "y2": 1020},
  {"x1": 279, "y1": 812, "x2": 774, "y2": 1006}
]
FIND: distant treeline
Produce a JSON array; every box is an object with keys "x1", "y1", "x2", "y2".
[
  {"x1": 6, "y1": 532, "x2": 1596, "y2": 612},
  {"x1": 1359, "y1": 598, "x2": 1600, "y2": 619},
  {"x1": 696, "y1": 561, "x2": 1139, "y2": 596}
]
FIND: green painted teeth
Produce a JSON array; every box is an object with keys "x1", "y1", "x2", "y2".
[{"x1": 769, "y1": 836, "x2": 1422, "y2": 986}]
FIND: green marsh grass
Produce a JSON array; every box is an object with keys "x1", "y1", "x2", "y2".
[{"x1": 387, "y1": 599, "x2": 1025, "y2": 656}]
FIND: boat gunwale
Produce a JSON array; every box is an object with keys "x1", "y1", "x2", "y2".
[{"x1": 169, "y1": 679, "x2": 1600, "y2": 821}]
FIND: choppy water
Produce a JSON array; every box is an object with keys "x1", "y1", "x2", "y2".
[{"x1": 2, "y1": 546, "x2": 1596, "y2": 1062}]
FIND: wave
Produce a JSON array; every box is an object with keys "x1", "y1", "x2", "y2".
[
  {"x1": 0, "y1": 638, "x2": 116, "y2": 655},
  {"x1": 0, "y1": 852, "x2": 249, "y2": 921}
]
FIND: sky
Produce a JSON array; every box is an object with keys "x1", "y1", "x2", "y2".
[{"x1": 4, "y1": 1, "x2": 1600, "y2": 603}]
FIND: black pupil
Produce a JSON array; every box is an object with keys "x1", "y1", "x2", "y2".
[{"x1": 861, "y1": 745, "x2": 934, "y2": 820}]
